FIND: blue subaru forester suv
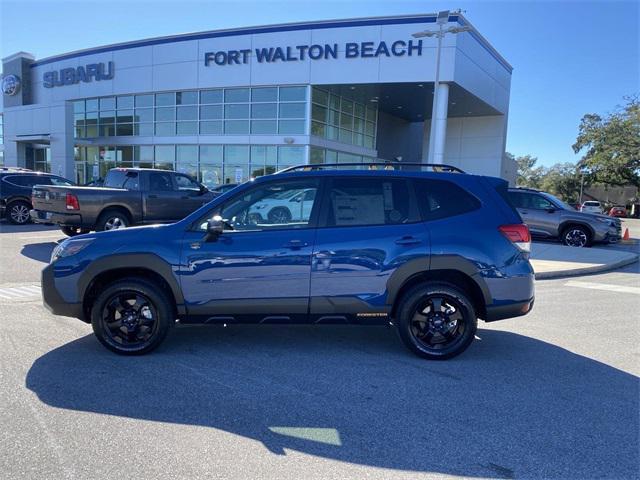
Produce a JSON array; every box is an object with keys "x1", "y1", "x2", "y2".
[{"x1": 42, "y1": 163, "x2": 534, "y2": 360}]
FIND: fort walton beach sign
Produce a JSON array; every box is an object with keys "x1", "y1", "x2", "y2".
[{"x1": 204, "y1": 40, "x2": 423, "y2": 66}]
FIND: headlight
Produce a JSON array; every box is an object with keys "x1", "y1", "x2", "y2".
[{"x1": 50, "y1": 238, "x2": 95, "y2": 263}]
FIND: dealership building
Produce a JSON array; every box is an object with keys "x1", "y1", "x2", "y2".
[{"x1": 0, "y1": 12, "x2": 515, "y2": 186}]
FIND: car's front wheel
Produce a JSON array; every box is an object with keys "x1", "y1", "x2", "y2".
[
  {"x1": 7, "y1": 200, "x2": 32, "y2": 225},
  {"x1": 396, "y1": 282, "x2": 477, "y2": 360},
  {"x1": 562, "y1": 225, "x2": 591, "y2": 247},
  {"x1": 91, "y1": 278, "x2": 174, "y2": 355}
]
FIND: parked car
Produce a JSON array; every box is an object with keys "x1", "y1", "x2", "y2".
[
  {"x1": 580, "y1": 201, "x2": 603, "y2": 214},
  {"x1": 608, "y1": 206, "x2": 627, "y2": 218},
  {"x1": 42, "y1": 163, "x2": 535, "y2": 359},
  {"x1": 31, "y1": 168, "x2": 216, "y2": 236},
  {"x1": 0, "y1": 170, "x2": 74, "y2": 225},
  {"x1": 212, "y1": 183, "x2": 239, "y2": 195},
  {"x1": 507, "y1": 188, "x2": 621, "y2": 247}
]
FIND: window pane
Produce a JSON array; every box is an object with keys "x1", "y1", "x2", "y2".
[
  {"x1": 339, "y1": 129, "x2": 352, "y2": 143},
  {"x1": 415, "y1": 179, "x2": 480, "y2": 221},
  {"x1": 200, "y1": 89, "x2": 223, "y2": 104},
  {"x1": 156, "y1": 92, "x2": 175, "y2": 106},
  {"x1": 99, "y1": 110, "x2": 115, "y2": 121},
  {"x1": 311, "y1": 121, "x2": 325, "y2": 137},
  {"x1": 135, "y1": 108, "x2": 154, "y2": 122},
  {"x1": 85, "y1": 98, "x2": 98, "y2": 111},
  {"x1": 200, "y1": 145, "x2": 223, "y2": 164},
  {"x1": 155, "y1": 145, "x2": 175, "y2": 164},
  {"x1": 278, "y1": 146, "x2": 305, "y2": 166},
  {"x1": 251, "y1": 103, "x2": 277, "y2": 119},
  {"x1": 364, "y1": 135, "x2": 374, "y2": 149},
  {"x1": 279, "y1": 103, "x2": 306, "y2": 118},
  {"x1": 354, "y1": 103, "x2": 365, "y2": 118},
  {"x1": 225, "y1": 104, "x2": 250, "y2": 119},
  {"x1": 224, "y1": 88, "x2": 250, "y2": 103},
  {"x1": 155, "y1": 122, "x2": 175, "y2": 136},
  {"x1": 116, "y1": 110, "x2": 134, "y2": 123},
  {"x1": 176, "y1": 145, "x2": 198, "y2": 177},
  {"x1": 117, "y1": 96, "x2": 134, "y2": 109},
  {"x1": 328, "y1": 109, "x2": 340, "y2": 126},
  {"x1": 354, "y1": 117, "x2": 364, "y2": 133},
  {"x1": 134, "y1": 146, "x2": 154, "y2": 165},
  {"x1": 135, "y1": 123, "x2": 154, "y2": 136},
  {"x1": 328, "y1": 178, "x2": 412, "y2": 226},
  {"x1": 225, "y1": 145, "x2": 249, "y2": 163},
  {"x1": 200, "y1": 121, "x2": 223, "y2": 134},
  {"x1": 176, "y1": 91, "x2": 198, "y2": 105},
  {"x1": 100, "y1": 97, "x2": 115, "y2": 110},
  {"x1": 251, "y1": 120, "x2": 277, "y2": 134},
  {"x1": 326, "y1": 126, "x2": 338, "y2": 140},
  {"x1": 176, "y1": 121, "x2": 198, "y2": 135},
  {"x1": 312, "y1": 88, "x2": 328, "y2": 105},
  {"x1": 177, "y1": 105, "x2": 197, "y2": 120},
  {"x1": 99, "y1": 124, "x2": 115, "y2": 136},
  {"x1": 73, "y1": 101, "x2": 85, "y2": 114},
  {"x1": 251, "y1": 87, "x2": 277, "y2": 102},
  {"x1": 278, "y1": 120, "x2": 305, "y2": 134},
  {"x1": 329, "y1": 94, "x2": 340, "y2": 110},
  {"x1": 135, "y1": 94, "x2": 154, "y2": 108},
  {"x1": 310, "y1": 147, "x2": 325, "y2": 164},
  {"x1": 116, "y1": 124, "x2": 134, "y2": 136},
  {"x1": 200, "y1": 105, "x2": 223, "y2": 120},
  {"x1": 340, "y1": 113, "x2": 353, "y2": 130},
  {"x1": 225, "y1": 120, "x2": 250, "y2": 134},
  {"x1": 280, "y1": 86, "x2": 306, "y2": 101},
  {"x1": 366, "y1": 105, "x2": 377, "y2": 121},
  {"x1": 312, "y1": 104, "x2": 327, "y2": 122},
  {"x1": 155, "y1": 107, "x2": 175, "y2": 121},
  {"x1": 341, "y1": 99, "x2": 353, "y2": 114},
  {"x1": 365, "y1": 121, "x2": 376, "y2": 136}
]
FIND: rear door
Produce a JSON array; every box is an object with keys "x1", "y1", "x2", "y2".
[{"x1": 309, "y1": 176, "x2": 427, "y2": 323}]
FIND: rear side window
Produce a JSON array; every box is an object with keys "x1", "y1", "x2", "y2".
[
  {"x1": 326, "y1": 177, "x2": 416, "y2": 227},
  {"x1": 3, "y1": 175, "x2": 51, "y2": 187},
  {"x1": 104, "y1": 170, "x2": 140, "y2": 190},
  {"x1": 414, "y1": 179, "x2": 480, "y2": 221}
]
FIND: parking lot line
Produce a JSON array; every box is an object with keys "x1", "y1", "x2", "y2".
[
  {"x1": 0, "y1": 285, "x2": 42, "y2": 300},
  {"x1": 565, "y1": 280, "x2": 640, "y2": 295}
]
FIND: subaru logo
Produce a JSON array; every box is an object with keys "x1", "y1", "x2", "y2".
[{"x1": 1, "y1": 74, "x2": 21, "y2": 96}]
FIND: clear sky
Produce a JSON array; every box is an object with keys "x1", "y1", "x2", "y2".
[{"x1": 1, "y1": 0, "x2": 638, "y2": 166}]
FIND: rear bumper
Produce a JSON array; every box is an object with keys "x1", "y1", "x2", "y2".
[
  {"x1": 41, "y1": 264, "x2": 85, "y2": 320},
  {"x1": 484, "y1": 297, "x2": 535, "y2": 322},
  {"x1": 31, "y1": 209, "x2": 82, "y2": 226}
]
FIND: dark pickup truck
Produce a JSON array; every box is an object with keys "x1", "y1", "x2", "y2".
[{"x1": 31, "y1": 168, "x2": 216, "y2": 235}]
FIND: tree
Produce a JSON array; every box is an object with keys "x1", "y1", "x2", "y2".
[
  {"x1": 539, "y1": 163, "x2": 583, "y2": 204},
  {"x1": 509, "y1": 152, "x2": 544, "y2": 188},
  {"x1": 573, "y1": 96, "x2": 640, "y2": 188}
]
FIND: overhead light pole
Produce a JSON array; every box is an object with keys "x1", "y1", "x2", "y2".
[{"x1": 413, "y1": 12, "x2": 471, "y2": 164}]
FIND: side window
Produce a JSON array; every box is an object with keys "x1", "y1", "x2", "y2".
[
  {"x1": 4, "y1": 175, "x2": 46, "y2": 187},
  {"x1": 104, "y1": 171, "x2": 139, "y2": 190},
  {"x1": 199, "y1": 180, "x2": 320, "y2": 232},
  {"x1": 527, "y1": 194, "x2": 554, "y2": 210},
  {"x1": 415, "y1": 179, "x2": 480, "y2": 221},
  {"x1": 50, "y1": 176, "x2": 73, "y2": 186},
  {"x1": 148, "y1": 172, "x2": 174, "y2": 192},
  {"x1": 508, "y1": 192, "x2": 526, "y2": 209},
  {"x1": 326, "y1": 178, "x2": 414, "y2": 227},
  {"x1": 175, "y1": 174, "x2": 200, "y2": 191}
]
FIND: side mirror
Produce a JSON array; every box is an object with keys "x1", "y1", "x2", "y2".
[
  {"x1": 199, "y1": 184, "x2": 208, "y2": 195},
  {"x1": 204, "y1": 216, "x2": 225, "y2": 242}
]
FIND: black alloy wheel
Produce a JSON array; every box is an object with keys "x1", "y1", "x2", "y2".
[
  {"x1": 562, "y1": 226, "x2": 590, "y2": 247},
  {"x1": 396, "y1": 283, "x2": 477, "y2": 360},
  {"x1": 91, "y1": 279, "x2": 173, "y2": 355}
]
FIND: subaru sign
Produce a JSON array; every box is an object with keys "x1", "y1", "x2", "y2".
[{"x1": 43, "y1": 61, "x2": 114, "y2": 88}]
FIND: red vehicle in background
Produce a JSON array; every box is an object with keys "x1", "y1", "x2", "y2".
[{"x1": 608, "y1": 206, "x2": 627, "y2": 218}]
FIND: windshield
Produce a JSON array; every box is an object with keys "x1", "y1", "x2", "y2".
[{"x1": 541, "y1": 192, "x2": 576, "y2": 211}]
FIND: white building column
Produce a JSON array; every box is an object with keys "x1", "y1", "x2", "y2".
[{"x1": 431, "y1": 83, "x2": 449, "y2": 164}]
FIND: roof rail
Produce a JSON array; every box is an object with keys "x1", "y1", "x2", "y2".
[{"x1": 279, "y1": 162, "x2": 466, "y2": 174}]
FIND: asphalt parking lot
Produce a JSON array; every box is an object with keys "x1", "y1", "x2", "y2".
[{"x1": 0, "y1": 222, "x2": 638, "y2": 479}]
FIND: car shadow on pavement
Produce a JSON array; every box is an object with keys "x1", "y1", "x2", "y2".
[
  {"x1": 20, "y1": 242, "x2": 58, "y2": 263},
  {"x1": 26, "y1": 326, "x2": 639, "y2": 479}
]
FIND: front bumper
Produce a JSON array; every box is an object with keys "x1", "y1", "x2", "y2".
[
  {"x1": 41, "y1": 263, "x2": 85, "y2": 320},
  {"x1": 31, "y1": 209, "x2": 82, "y2": 226}
]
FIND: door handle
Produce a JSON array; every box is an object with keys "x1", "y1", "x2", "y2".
[
  {"x1": 283, "y1": 240, "x2": 309, "y2": 250},
  {"x1": 395, "y1": 236, "x2": 422, "y2": 246}
]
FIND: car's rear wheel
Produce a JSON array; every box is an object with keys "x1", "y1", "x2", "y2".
[
  {"x1": 61, "y1": 226, "x2": 90, "y2": 237},
  {"x1": 396, "y1": 282, "x2": 477, "y2": 360},
  {"x1": 562, "y1": 225, "x2": 591, "y2": 247},
  {"x1": 96, "y1": 209, "x2": 130, "y2": 231},
  {"x1": 7, "y1": 200, "x2": 31, "y2": 225},
  {"x1": 91, "y1": 278, "x2": 174, "y2": 355}
]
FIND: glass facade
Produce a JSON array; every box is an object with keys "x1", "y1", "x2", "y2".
[
  {"x1": 310, "y1": 146, "x2": 378, "y2": 166},
  {"x1": 0, "y1": 114, "x2": 4, "y2": 166},
  {"x1": 72, "y1": 86, "x2": 307, "y2": 138},
  {"x1": 74, "y1": 144, "x2": 306, "y2": 187},
  {"x1": 310, "y1": 87, "x2": 377, "y2": 149}
]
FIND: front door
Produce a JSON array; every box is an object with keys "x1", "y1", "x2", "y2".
[
  {"x1": 310, "y1": 176, "x2": 428, "y2": 323},
  {"x1": 512, "y1": 192, "x2": 562, "y2": 237},
  {"x1": 143, "y1": 170, "x2": 185, "y2": 222},
  {"x1": 179, "y1": 178, "x2": 322, "y2": 323}
]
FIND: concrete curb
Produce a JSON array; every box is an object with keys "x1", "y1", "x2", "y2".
[{"x1": 534, "y1": 253, "x2": 639, "y2": 280}]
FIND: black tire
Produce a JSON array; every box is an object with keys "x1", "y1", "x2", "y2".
[
  {"x1": 61, "y1": 226, "x2": 90, "y2": 237},
  {"x1": 395, "y1": 282, "x2": 477, "y2": 360},
  {"x1": 90, "y1": 278, "x2": 174, "y2": 355},
  {"x1": 95, "y1": 209, "x2": 130, "y2": 231},
  {"x1": 7, "y1": 200, "x2": 32, "y2": 225},
  {"x1": 561, "y1": 225, "x2": 591, "y2": 247},
  {"x1": 267, "y1": 207, "x2": 292, "y2": 224}
]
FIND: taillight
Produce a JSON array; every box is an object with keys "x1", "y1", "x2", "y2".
[
  {"x1": 66, "y1": 193, "x2": 80, "y2": 210},
  {"x1": 499, "y1": 224, "x2": 531, "y2": 253}
]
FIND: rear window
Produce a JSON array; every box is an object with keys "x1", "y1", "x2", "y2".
[
  {"x1": 326, "y1": 177, "x2": 417, "y2": 227},
  {"x1": 104, "y1": 170, "x2": 140, "y2": 190},
  {"x1": 414, "y1": 179, "x2": 480, "y2": 221},
  {"x1": 584, "y1": 201, "x2": 600, "y2": 206}
]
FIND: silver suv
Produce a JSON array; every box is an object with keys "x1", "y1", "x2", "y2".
[{"x1": 507, "y1": 188, "x2": 621, "y2": 247}]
